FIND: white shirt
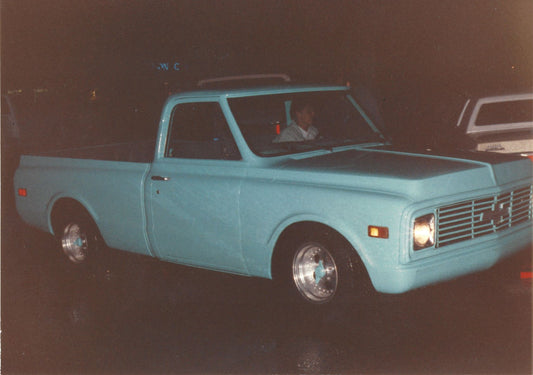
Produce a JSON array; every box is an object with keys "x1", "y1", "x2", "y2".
[{"x1": 273, "y1": 121, "x2": 319, "y2": 143}]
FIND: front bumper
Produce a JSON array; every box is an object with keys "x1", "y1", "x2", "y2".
[{"x1": 367, "y1": 223, "x2": 532, "y2": 294}]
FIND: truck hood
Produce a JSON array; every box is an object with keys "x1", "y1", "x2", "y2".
[{"x1": 274, "y1": 146, "x2": 532, "y2": 200}]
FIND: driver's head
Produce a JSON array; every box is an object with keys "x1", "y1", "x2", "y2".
[{"x1": 290, "y1": 98, "x2": 315, "y2": 131}]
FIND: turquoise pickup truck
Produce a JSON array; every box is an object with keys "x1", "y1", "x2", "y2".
[{"x1": 14, "y1": 83, "x2": 532, "y2": 305}]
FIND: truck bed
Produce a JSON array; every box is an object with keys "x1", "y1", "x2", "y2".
[{"x1": 38, "y1": 140, "x2": 156, "y2": 163}]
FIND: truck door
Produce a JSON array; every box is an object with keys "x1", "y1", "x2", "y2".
[{"x1": 146, "y1": 100, "x2": 248, "y2": 274}]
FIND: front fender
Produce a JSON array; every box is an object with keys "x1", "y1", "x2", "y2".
[
  {"x1": 239, "y1": 178, "x2": 411, "y2": 279},
  {"x1": 266, "y1": 213, "x2": 370, "y2": 271}
]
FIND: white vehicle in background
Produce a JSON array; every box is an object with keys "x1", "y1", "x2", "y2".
[
  {"x1": 456, "y1": 92, "x2": 533, "y2": 160},
  {"x1": 197, "y1": 73, "x2": 291, "y2": 88}
]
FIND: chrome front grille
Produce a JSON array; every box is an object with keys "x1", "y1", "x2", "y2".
[{"x1": 436, "y1": 185, "x2": 532, "y2": 248}]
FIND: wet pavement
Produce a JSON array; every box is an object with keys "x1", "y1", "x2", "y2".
[{"x1": 2, "y1": 202, "x2": 532, "y2": 374}]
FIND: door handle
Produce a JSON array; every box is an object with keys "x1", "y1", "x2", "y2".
[{"x1": 151, "y1": 176, "x2": 170, "y2": 181}]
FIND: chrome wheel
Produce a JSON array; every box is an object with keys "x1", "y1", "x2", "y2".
[
  {"x1": 292, "y1": 243, "x2": 338, "y2": 304},
  {"x1": 61, "y1": 222, "x2": 89, "y2": 264}
]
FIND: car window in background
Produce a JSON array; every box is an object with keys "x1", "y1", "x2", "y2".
[
  {"x1": 476, "y1": 99, "x2": 533, "y2": 126},
  {"x1": 2, "y1": 97, "x2": 10, "y2": 115},
  {"x1": 2, "y1": 95, "x2": 33, "y2": 142}
]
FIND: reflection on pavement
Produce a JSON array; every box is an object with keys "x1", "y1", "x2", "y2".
[{"x1": 2, "y1": 205, "x2": 531, "y2": 374}]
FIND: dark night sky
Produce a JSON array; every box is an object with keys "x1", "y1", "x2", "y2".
[{"x1": 2, "y1": 0, "x2": 532, "y2": 128}]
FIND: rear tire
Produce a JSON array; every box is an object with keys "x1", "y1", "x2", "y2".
[{"x1": 56, "y1": 209, "x2": 102, "y2": 267}]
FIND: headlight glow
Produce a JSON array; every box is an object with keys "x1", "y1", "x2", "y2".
[{"x1": 413, "y1": 214, "x2": 435, "y2": 250}]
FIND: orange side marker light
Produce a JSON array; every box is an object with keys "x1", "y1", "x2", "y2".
[
  {"x1": 520, "y1": 272, "x2": 532, "y2": 280},
  {"x1": 368, "y1": 225, "x2": 389, "y2": 239},
  {"x1": 18, "y1": 188, "x2": 27, "y2": 197}
]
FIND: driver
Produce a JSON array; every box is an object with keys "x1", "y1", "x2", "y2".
[{"x1": 273, "y1": 98, "x2": 319, "y2": 142}]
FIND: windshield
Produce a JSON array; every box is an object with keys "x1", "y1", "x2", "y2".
[{"x1": 228, "y1": 91, "x2": 384, "y2": 156}]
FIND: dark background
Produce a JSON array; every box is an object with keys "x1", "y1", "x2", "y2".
[
  {"x1": 2, "y1": 0, "x2": 532, "y2": 142},
  {"x1": 1, "y1": 2, "x2": 532, "y2": 374}
]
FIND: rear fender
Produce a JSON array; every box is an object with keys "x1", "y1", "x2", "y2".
[{"x1": 47, "y1": 194, "x2": 100, "y2": 237}]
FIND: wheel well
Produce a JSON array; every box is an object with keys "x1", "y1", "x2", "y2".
[
  {"x1": 271, "y1": 221, "x2": 359, "y2": 277},
  {"x1": 50, "y1": 198, "x2": 96, "y2": 237},
  {"x1": 271, "y1": 221, "x2": 374, "y2": 294}
]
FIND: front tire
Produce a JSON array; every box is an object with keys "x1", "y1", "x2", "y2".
[
  {"x1": 276, "y1": 229, "x2": 369, "y2": 306},
  {"x1": 292, "y1": 242, "x2": 339, "y2": 304}
]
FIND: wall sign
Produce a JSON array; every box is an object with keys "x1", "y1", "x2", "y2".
[{"x1": 152, "y1": 62, "x2": 181, "y2": 72}]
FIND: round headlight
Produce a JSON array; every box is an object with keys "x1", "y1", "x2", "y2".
[{"x1": 413, "y1": 214, "x2": 435, "y2": 250}]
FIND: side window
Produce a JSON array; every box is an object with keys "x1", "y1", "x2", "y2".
[{"x1": 166, "y1": 102, "x2": 240, "y2": 160}]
